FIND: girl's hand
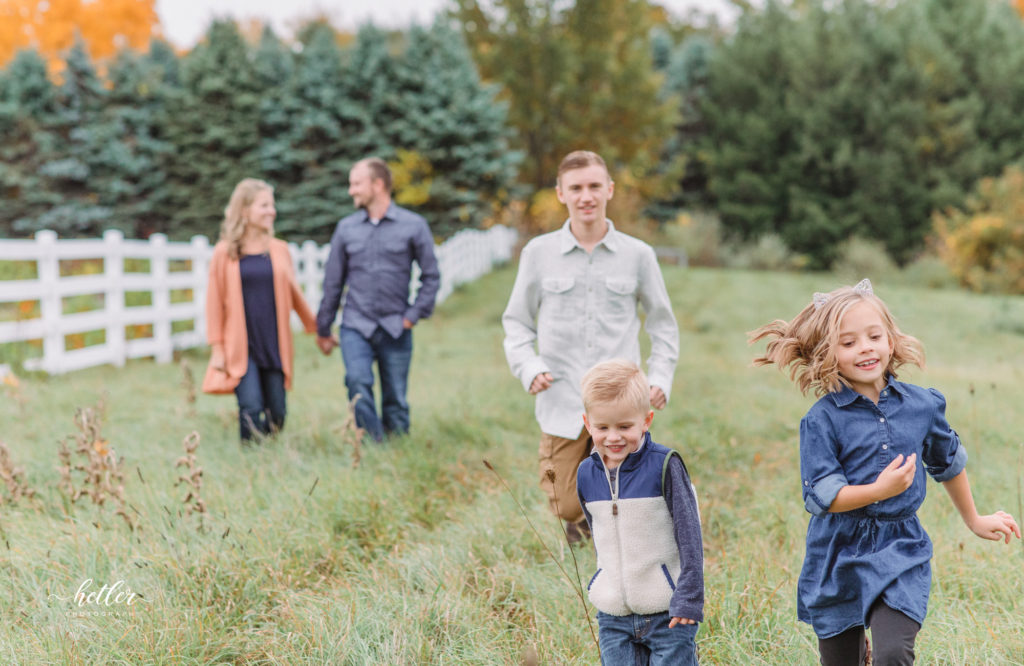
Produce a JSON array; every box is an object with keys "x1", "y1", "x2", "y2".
[
  {"x1": 669, "y1": 616, "x2": 696, "y2": 627},
  {"x1": 969, "y1": 511, "x2": 1021, "y2": 543},
  {"x1": 872, "y1": 453, "x2": 916, "y2": 501}
]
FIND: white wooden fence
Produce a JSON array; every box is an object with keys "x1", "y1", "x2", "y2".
[{"x1": 0, "y1": 225, "x2": 518, "y2": 375}]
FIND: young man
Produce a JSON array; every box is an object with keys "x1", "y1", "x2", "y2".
[
  {"x1": 316, "y1": 157, "x2": 440, "y2": 441},
  {"x1": 502, "y1": 150, "x2": 680, "y2": 543},
  {"x1": 577, "y1": 359, "x2": 703, "y2": 664}
]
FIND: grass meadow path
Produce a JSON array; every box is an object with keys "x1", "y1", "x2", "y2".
[{"x1": 1, "y1": 267, "x2": 1023, "y2": 664}]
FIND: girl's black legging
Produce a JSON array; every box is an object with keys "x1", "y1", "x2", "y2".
[{"x1": 818, "y1": 599, "x2": 920, "y2": 666}]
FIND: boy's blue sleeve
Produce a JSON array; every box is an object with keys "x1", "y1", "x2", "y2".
[{"x1": 663, "y1": 454, "x2": 704, "y2": 622}]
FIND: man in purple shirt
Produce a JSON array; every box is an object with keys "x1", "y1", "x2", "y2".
[{"x1": 316, "y1": 157, "x2": 441, "y2": 441}]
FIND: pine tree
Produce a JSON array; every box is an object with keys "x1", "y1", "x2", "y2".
[
  {"x1": 646, "y1": 32, "x2": 715, "y2": 222},
  {"x1": 701, "y1": 1, "x2": 800, "y2": 245},
  {"x1": 32, "y1": 38, "x2": 112, "y2": 237},
  {"x1": 0, "y1": 48, "x2": 58, "y2": 236},
  {"x1": 272, "y1": 22, "x2": 373, "y2": 242},
  {"x1": 99, "y1": 43, "x2": 177, "y2": 237},
  {"x1": 386, "y1": 23, "x2": 520, "y2": 238},
  {"x1": 161, "y1": 20, "x2": 262, "y2": 240}
]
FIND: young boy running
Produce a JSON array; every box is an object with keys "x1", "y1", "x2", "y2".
[{"x1": 577, "y1": 359, "x2": 704, "y2": 665}]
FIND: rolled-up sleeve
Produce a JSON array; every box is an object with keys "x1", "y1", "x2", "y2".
[
  {"x1": 800, "y1": 414, "x2": 848, "y2": 516},
  {"x1": 922, "y1": 388, "x2": 968, "y2": 482}
]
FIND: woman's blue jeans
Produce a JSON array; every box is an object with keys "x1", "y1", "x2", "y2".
[
  {"x1": 597, "y1": 611, "x2": 699, "y2": 665},
  {"x1": 339, "y1": 326, "x2": 412, "y2": 442},
  {"x1": 233, "y1": 357, "x2": 286, "y2": 442}
]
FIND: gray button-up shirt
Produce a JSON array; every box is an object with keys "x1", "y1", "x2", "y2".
[
  {"x1": 502, "y1": 220, "x2": 680, "y2": 439},
  {"x1": 316, "y1": 203, "x2": 441, "y2": 340}
]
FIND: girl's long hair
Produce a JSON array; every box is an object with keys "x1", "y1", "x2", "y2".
[
  {"x1": 748, "y1": 284, "x2": 925, "y2": 396},
  {"x1": 220, "y1": 178, "x2": 273, "y2": 260}
]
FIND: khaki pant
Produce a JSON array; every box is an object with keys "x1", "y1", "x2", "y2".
[{"x1": 538, "y1": 428, "x2": 592, "y2": 524}]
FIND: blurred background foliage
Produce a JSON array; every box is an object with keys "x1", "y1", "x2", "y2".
[{"x1": 3, "y1": 0, "x2": 1024, "y2": 292}]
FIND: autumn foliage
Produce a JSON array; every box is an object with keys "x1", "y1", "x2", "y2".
[
  {"x1": 933, "y1": 166, "x2": 1024, "y2": 294},
  {"x1": 0, "y1": 0, "x2": 159, "y2": 68}
]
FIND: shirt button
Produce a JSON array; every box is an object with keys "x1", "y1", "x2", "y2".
[
  {"x1": 882, "y1": 444, "x2": 888, "y2": 450},
  {"x1": 879, "y1": 417, "x2": 885, "y2": 423},
  {"x1": 804, "y1": 481, "x2": 809, "y2": 486}
]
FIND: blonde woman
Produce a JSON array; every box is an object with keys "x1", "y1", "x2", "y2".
[{"x1": 202, "y1": 178, "x2": 316, "y2": 442}]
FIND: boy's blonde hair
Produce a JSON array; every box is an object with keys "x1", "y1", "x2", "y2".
[
  {"x1": 748, "y1": 281, "x2": 925, "y2": 396},
  {"x1": 581, "y1": 359, "x2": 650, "y2": 415},
  {"x1": 220, "y1": 178, "x2": 273, "y2": 260}
]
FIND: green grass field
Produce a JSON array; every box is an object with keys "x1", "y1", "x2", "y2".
[{"x1": 1, "y1": 266, "x2": 1023, "y2": 664}]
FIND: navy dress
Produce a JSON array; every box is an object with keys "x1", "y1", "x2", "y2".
[
  {"x1": 797, "y1": 377, "x2": 967, "y2": 638},
  {"x1": 239, "y1": 254, "x2": 281, "y2": 370}
]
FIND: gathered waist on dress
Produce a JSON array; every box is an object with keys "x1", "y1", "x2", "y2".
[{"x1": 837, "y1": 508, "x2": 918, "y2": 522}]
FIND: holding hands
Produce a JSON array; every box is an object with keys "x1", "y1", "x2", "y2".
[{"x1": 316, "y1": 335, "x2": 339, "y2": 355}]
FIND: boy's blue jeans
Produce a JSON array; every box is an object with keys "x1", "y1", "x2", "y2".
[
  {"x1": 339, "y1": 326, "x2": 412, "y2": 442},
  {"x1": 597, "y1": 611, "x2": 699, "y2": 665}
]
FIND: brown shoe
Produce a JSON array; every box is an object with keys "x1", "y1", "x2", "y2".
[
  {"x1": 576, "y1": 519, "x2": 592, "y2": 539},
  {"x1": 565, "y1": 520, "x2": 591, "y2": 545}
]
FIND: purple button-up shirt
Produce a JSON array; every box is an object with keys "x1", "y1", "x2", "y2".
[{"x1": 316, "y1": 203, "x2": 440, "y2": 340}]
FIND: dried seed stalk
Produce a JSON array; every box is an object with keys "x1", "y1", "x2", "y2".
[
  {"x1": 59, "y1": 404, "x2": 133, "y2": 529},
  {"x1": 175, "y1": 431, "x2": 206, "y2": 520},
  {"x1": 0, "y1": 441, "x2": 36, "y2": 503}
]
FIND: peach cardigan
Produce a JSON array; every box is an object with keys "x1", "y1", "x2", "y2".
[{"x1": 202, "y1": 238, "x2": 317, "y2": 394}]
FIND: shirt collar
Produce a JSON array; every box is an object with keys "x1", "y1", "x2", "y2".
[
  {"x1": 360, "y1": 202, "x2": 397, "y2": 224},
  {"x1": 557, "y1": 218, "x2": 619, "y2": 254},
  {"x1": 828, "y1": 374, "x2": 904, "y2": 407}
]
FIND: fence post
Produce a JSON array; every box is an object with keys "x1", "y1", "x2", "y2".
[
  {"x1": 35, "y1": 230, "x2": 63, "y2": 374},
  {"x1": 104, "y1": 229, "x2": 126, "y2": 367},
  {"x1": 150, "y1": 233, "x2": 172, "y2": 363},
  {"x1": 191, "y1": 235, "x2": 210, "y2": 345},
  {"x1": 299, "y1": 240, "x2": 321, "y2": 308}
]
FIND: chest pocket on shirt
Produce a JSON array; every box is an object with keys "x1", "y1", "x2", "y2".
[
  {"x1": 603, "y1": 277, "x2": 638, "y2": 316},
  {"x1": 541, "y1": 276, "x2": 581, "y2": 318},
  {"x1": 385, "y1": 238, "x2": 409, "y2": 255}
]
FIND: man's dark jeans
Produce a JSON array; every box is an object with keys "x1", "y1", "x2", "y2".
[{"x1": 340, "y1": 326, "x2": 412, "y2": 442}]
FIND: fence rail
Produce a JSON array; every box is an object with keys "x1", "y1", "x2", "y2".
[{"x1": 0, "y1": 225, "x2": 518, "y2": 375}]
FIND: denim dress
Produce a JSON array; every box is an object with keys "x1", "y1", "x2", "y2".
[{"x1": 797, "y1": 377, "x2": 967, "y2": 639}]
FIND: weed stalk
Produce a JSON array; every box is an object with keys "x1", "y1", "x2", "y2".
[{"x1": 483, "y1": 459, "x2": 599, "y2": 654}]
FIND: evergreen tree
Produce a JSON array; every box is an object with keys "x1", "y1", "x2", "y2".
[
  {"x1": 697, "y1": 0, "x2": 1024, "y2": 267},
  {"x1": 272, "y1": 22, "x2": 373, "y2": 241},
  {"x1": 701, "y1": 1, "x2": 799, "y2": 244},
  {"x1": 161, "y1": 20, "x2": 262, "y2": 240},
  {"x1": 32, "y1": 38, "x2": 111, "y2": 237},
  {"x1": 100, "y1": 44, "x2": 177, "y2": 237},
  {"x1": 0, "y1": 49, "x2": 58, "y2": 236},
  {"x1": 646, "y1": 32, "x2": 714, "y2": 222},
  {"x1": 387, "y1": 23, "x2": 520, "y2": 238}
]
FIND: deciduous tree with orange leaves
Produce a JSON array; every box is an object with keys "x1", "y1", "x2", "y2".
[{"x1": 0, "y1": 0, "x2": 159, "y2": 68}]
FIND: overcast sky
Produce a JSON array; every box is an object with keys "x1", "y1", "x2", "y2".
[{"x1": 154, "y1": 0, "x2": 738, "y2": 49}]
